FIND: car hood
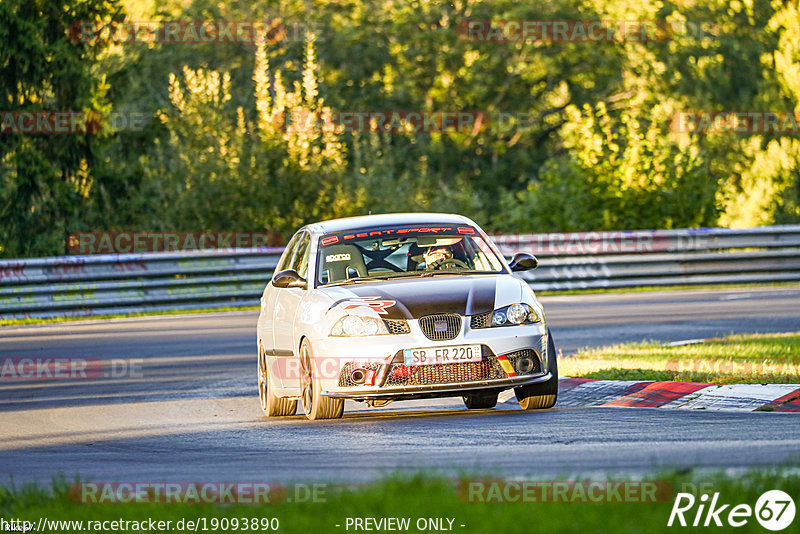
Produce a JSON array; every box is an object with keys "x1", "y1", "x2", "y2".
[{"x1": 319, "y1": 275, "x2": 525, "y2": 320}]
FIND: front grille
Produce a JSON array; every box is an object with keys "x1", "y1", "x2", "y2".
[
  {"x1": 470, "y1": 312, "x2": 491, "y2": 329},
  {"x1": 504, "y1": 349, "x2": 542, "y2": 376},
  {"x1": 385, "y1": 358, "x2": 506, "y2": 386},
  {"x1": 336, "y1": 348, "x2": 542, "y2": 389},
  {"x1": 419, "y1": 314, "x2": 461, "y2": 341},
  {"x1": 383, "y1": 319, "x2": 411, "y2": 334},
  {"x1": 338, "y1": 361, "x2": 383, "y2": 387}
]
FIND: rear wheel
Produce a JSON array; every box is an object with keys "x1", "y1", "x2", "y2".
[
  {"x1": 463, "y1": 391, "x2": 498, "y2": 409},
  {"x1": 515, "y1": 331, "x2": 558, "y2": 410},
  {"x1": 299, "y1": 338, "x2": 344, "y2": 420},
  {"x1": 258, "y1": 346, "x2": 297, "y2": 416}
]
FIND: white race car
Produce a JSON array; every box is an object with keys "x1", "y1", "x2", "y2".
[{"x1": 257, "y1": 213, "x2": 558, "y2": 420}]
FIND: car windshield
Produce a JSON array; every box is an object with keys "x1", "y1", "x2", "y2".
[{"x1": 315, "y1": 225, "x2": 506, "y2": 286}]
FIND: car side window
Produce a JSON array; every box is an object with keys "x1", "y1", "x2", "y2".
[
  {"x1": 276, "y1": 232, "x2": 302, "y2": 273},
  {"x1": 292, "y1": 232, "x2": 311, "y2": 279}
]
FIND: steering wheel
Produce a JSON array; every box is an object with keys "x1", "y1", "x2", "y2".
[{"x1": 428, "y1": 258, "x2": 469, "y2": 270}]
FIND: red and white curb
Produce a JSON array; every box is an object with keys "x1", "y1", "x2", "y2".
[{"x1": 501, "y1": 379, "x2": 800, "y2": 412}]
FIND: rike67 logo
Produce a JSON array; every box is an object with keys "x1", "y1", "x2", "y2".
[{"x1": 668, "y1": 490, "x2": 795, "y2": 530}]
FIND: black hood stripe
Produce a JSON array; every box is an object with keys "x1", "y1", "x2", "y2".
[
  {"x1": 464, "y1": 277, "x2": 497, "y2": 315},
  {"x1": 330, "y1": 277, "x2": 497, "y2": 319}
]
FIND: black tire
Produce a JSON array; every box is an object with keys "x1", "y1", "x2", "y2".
[
  {"x1": 299, "y1": 338, "x2": 344, "y2": 420},
  {"x1": 463, "y1": 391, "x2": 499, "y2": 409},
  {"x1": 258, "y1": 346, "x2": 297, "y2": 416},
  {"x1": 514, "y1": 331, "x2": 558, "y2": 410}
]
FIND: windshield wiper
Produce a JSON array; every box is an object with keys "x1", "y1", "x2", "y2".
[
  {"x1": 325, "y1": 275, "x2": 392, "y2": 287},
  {"x1": 419, "y1": 270, "x2": 482, "y2": 277}
]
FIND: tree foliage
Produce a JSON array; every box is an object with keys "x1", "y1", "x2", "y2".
[
  {"x1": 1, "y1": 0, "x2": 799, "y2": 257},
  {"x1": 0, "y1": 0, "x2": 124, "y2": 257}
]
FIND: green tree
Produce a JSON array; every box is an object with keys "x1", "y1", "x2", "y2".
[
  {"x1": 144, "y1": 32, "x2": 359, "y2": 236},
  {"x1": 0, "y1": 0, "x2": 124, "y2": 257}
]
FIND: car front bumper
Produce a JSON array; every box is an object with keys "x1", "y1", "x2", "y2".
[
  {"x1": 322, "y1": 372, "x2": 553, "y2": 401},
  {"x1": 311, "y1": 320, "x2": 550, "y2": 401}
]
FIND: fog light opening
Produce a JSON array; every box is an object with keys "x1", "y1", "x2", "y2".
[
  {"x1": 516, "y1": 357, "x2": 535, "y2": 375},
  {"x1": 351, "y1": 369, "x2": 366, "y2": 384}
]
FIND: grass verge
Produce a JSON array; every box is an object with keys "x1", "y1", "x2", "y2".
[
  {"x1": 1, "y1": 469, "x2": 798, "y2": 534},
  {"x1": 561, "y1": 331, "x2": 800, "y2": 384}
]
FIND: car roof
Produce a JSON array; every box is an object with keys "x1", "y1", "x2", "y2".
[{"x1": 305, "y1": 213, "x2": 478, "y2": 235}]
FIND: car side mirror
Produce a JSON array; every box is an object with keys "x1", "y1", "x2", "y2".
[
  {"x1": 271, "y1": 269, "x2": 308, "y2": 289},
  {"x1": 508, "y1": 252, "x2": 538, "y2": 272}
]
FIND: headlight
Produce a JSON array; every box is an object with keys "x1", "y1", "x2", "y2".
[
  {"x1": 506, "y1": 303, "x2": 529, "y2": 324},
  {"x1": 330, "y1": 315, "x2": 389, "y2": 336},
  {"x1": 488, "y1": 303, "x2": 539, "y2": 327}
]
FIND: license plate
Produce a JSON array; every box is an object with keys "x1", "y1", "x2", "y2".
[{"x1": 403, "y1": 345, "x2": 482, "y2": 366}]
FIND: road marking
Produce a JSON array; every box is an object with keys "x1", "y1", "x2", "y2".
[
  {"x1": 719, "y1": 293, "x2": 753, "y2": 300},
  {"x1": 603, "y1": 381, "x2": 711, "y2": 408},
  {"x1": 663, "y1": 338, "x2": 709, "y2": 347},
  {"x1": 555, "y1": 380, "x2": 648, "y2": 408},
  {"x1": 661, "y1": 384, "x2": 800, "y2": 411},
  {"x1": 552, "y1": 379, "x2": 800, "y2": 413}
]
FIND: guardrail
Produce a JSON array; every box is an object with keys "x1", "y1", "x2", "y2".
[
  {"x1": 1, "y1": 225, "x2": 799, "y2": 320},
  {"x1": 492, "y1": 225, "x2": 800, "y2": 290}
]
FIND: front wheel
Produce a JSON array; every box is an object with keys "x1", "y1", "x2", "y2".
[
  {"x1": 299, "y1": 339, "x2": 344, "y2": 420},
  {"x1": 515, "y1": 331, "x2": 558, "y2": 410}
]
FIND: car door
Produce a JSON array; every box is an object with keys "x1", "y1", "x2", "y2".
[
  {"x1": 272, "y1": 230, "x2": 311, "y2": 389},
  {"x1": 259, "y1": 232, "x2": 302, "y2": 372}
]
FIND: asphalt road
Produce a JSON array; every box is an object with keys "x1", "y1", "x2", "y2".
[{"x1": 2, "y1": 286, "x2": 799, "y2": 485}]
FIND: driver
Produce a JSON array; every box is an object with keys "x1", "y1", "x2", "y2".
[{"x1": 422, "y1": 246, "x2": 453, "y2": 269}]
